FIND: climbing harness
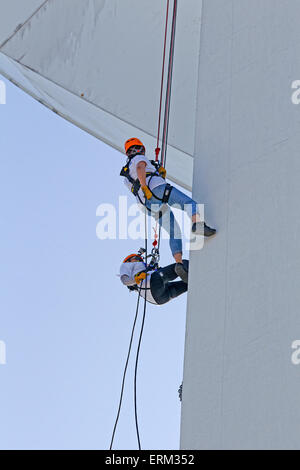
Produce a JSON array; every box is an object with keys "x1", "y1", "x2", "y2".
[
  {"x1": 120, "y1": 157, "x2": 173, "y2": 211},
  {"x1": 120, "y1": 0, "x2": 178, "y2": 215},
  {"x1": 120, "y1": 157, "x2": 162, "y2": 197},
  {"x1": 125, "y1": 246, "x2": 160, "y2": 296}
]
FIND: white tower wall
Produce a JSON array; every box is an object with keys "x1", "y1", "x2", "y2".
[{"x1": 181, "y1": 0, "x2": 300, "y2": 450}]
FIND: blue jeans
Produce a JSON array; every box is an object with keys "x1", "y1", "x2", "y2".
[{"x1": 145, "y1": 184, "x2": 198, "y2": 256}]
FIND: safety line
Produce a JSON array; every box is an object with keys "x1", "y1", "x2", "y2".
[
  {"x1": 133, "y1": 209, "x2": 148, "y2": 450},
  {"x1": 111, "y1": 0, "x2": 178, "y2": 450},
  {"x1": 161, "y1": 0, "x2": 178, "y2": 168},
  {"x1": 109, "y1": 287, "x2": 143, "y2": 449},
  {"x1": 154, "y1": 0, "x2": 178, "y2": 257},
  {"x1": 155, "y1": 0, "x2": 170, "y2": 161}
]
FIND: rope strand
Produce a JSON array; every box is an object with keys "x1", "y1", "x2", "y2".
[
  {"x1": 155, "y1": 0, "x2": 170, "y2": 161},
  {"x1": 133, "y1": 209, "x2": 148, "y2": 450},
  {"x1": 110, "y1": 0, "x2": 178, "y2": 450},
  {"x1": 109, "y1": 289, "x2": 142, "y2": 449},
  {"x1": 161, "y1": 0, "x2": 178, "y2": 167}
]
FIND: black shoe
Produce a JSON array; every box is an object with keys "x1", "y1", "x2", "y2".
[
  {"x1": 192, "y1": 222, "x2": 216, "y2": 237},
  {"x1": 175, "y1": 263, "x2": 188, "y2": 283}
]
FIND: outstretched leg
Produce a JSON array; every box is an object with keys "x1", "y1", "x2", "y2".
[
  {"x1": 150, "y1": 276, "x2": 188, "y2": 305},
  {"x1": 146, "y1": 193, "x2": 183, "y2": 263},
  {"x1": 167, "y1": 281, "x2": 188, "y2": 299},
  {"x1": 167, "y1": 186, "x2": 216, "y2": 237},
  {"x1": 158, "y1": 206, "x2": 183, "y2": 263},
  {"x1": 156, "y1": 260, "x2": 189, "y2": 285}
]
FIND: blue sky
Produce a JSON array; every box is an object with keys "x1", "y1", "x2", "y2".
[{"x1": 0, "y1": 77, "x2": 188, "y2": 450}]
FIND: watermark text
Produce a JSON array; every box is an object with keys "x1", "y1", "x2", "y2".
[
  {"x1": 0, "y1": 80, "x2": 6, "y2": 105},
  {"x1": 0, "y1": 340, "x2": 6, "y2": 365},
  {"x1": 96, "y1": 197, "x2": 205, "y2": 251},
  {"x1": 291, "y1": 340, "x2": 300, "y2": 365}
]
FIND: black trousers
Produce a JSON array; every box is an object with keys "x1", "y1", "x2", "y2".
[{"x1": 150, "y1": 260, "x2": 189, "y2": 305}]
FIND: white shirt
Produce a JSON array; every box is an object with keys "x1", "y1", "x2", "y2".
[
  {"x1": 123, "y1": 154, "x2": 165, "y2": 204},
  {"x1": 119, "y1": 261, "x2": 157, "y2": 305}
]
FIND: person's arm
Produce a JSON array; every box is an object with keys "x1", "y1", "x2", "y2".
[
  {"x1": 121, "y1": 272, "x2": 147, "y2": 286},
  {"x1": 136, "y1": 161, "x2": 147, "y2": 186},
  {"x1": 136, "y1": 162, "x2": 152, "y2": 200},
  {"x1": 120, "y1": 274, "x2": 136, "y2": 287}
]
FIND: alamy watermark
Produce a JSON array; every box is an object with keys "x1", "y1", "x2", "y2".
[
  {"x1": 0, "y1": 80, "x2": 6, "y2": 105},
  {"x1": 0, "y1": 340, "x2": 6, "y2": 365},
  {"x1": 291, "y1": 340, "x2": 300, "y2": 365},
  {"x1": 291, "y1": 81, "x2": 300, "y2": 105},
  {"x1": 96, "y1": 197, "x2": 205, "y2": 251}
]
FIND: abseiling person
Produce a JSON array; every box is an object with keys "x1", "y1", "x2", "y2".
[
  {"x1": 121, "y1": 138, "x2": 216, "y2": 281},
  {"x1": 120, "y1": 254, "x2": 189, "y2": 305}
]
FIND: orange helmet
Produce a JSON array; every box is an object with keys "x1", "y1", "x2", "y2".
[
  {"x1": 124, "y1": 138, "x2": 145, "y2": 154},
  {"x1": 123, "y1": 253, "x2": 144, "y2": 263}
]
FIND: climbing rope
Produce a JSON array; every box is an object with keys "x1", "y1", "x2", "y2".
[
  {"x1": 132, "y1": 0, "x2": 178, "y2": 443},
  {"x1": 134, "y1": 292, "x2": 147, "y2": 449},
  {"x1": 110, "y1": 0, "x2": 178, "y2": 450},
  {"x1": 133, "y1": 210, "x2": 148, "y2": 450},
  {"x1": 160, "y1": 0, "x2": 178, "y2": 168},
  {"x1": 155, "y1": 0, "x2": 170, "y2": 162},
  {"x1": 109, "y1": 212, "x2": 148, "y2": 450},
  {"x1": 109, "y1": 286, "x2": 143, "y2": 450}
]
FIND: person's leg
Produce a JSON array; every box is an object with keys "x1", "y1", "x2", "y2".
[
  {"x1": 167, "y1": 281, "x2": 188, "y2": 299},
  {"x1": 145, "y1": 202, "x2": 183, "y2": 263},
  {"x1": 150, "y1": 272, "x2": 171, "y2": 305},
  {"x1": 167, "y1": 186, "x2": 216, "y2": 237},
  {"x1": 156, "y1": 263, "x2": 178, "y2": 282},
  {"x1": 158, "y1": 205, "x2": 183, "y2": 264},
  {"x1": 150, "y1": 278, "x2": 187, "y2": 305},
  {"x1": 147, "y1": 184, "x2": 216, "y2": 237},
  {"x1": 145, "y1": 191, "x2": 183, "y2": 262},
  {"x1": 167, "y1": 186, "x2": 199, "y2": 221},
  {"x1": 148, "y1": 183, "x2": 198, "y2": 220},
  {"x1": 150, "y1": 265, "x2": 189, "y2": 305},
  {"x1": 157, "y1": 260, "x2": 189, "y2": 284},
  {"x1": 174, "y1": 252, "x2": 183, "y2": 264},
  {"x1": 174, "y1": 258, "x2": 189, "y2": 283},
  {"x1": 147, "y1": 183, "x2": 204, "y2": 243}
]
